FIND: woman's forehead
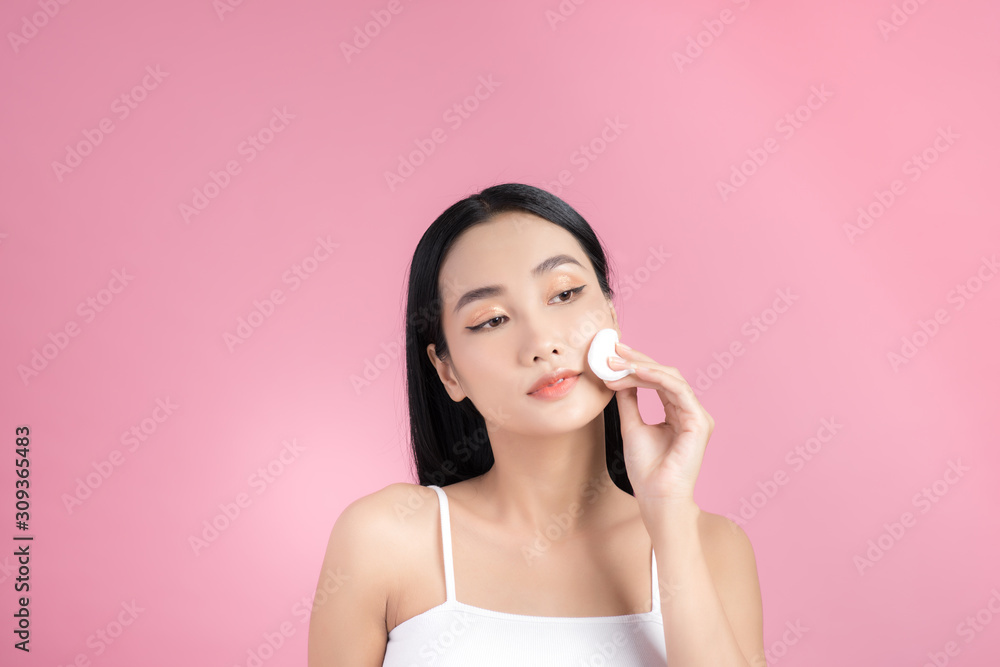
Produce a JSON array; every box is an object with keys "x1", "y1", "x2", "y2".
[{"x1": 442, "y1": 214, "x2": 580, "y2": 275}]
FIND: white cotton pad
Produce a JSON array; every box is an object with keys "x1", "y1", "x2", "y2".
[{"x1": 587, "y1": 328, "x2": 634, "y2": 381}]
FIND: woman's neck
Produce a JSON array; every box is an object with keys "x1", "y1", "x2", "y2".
[{"x1": 462, "y1": 416, "x2": 634, "y2": 536}]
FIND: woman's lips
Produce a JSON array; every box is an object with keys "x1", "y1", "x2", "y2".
[{"x1": 527, "y1": 373, "x2": 581, "y2": 399}]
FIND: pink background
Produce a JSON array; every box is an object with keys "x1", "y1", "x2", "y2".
[{"x1": 3, "y1": 0, "x2": 999, "y2": 665}]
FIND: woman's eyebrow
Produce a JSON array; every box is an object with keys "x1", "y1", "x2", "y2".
[{"x1": 451, "y1": 254, "x2": 585, "y2": 315}]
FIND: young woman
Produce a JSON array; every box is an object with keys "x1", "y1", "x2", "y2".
[{"x1": 308, "y1": 183, "x2": 765, "y2": 666}]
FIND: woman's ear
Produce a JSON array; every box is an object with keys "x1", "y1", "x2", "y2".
[{"x1": 426, "y1": 344, "x2": 467, "y2": 402}]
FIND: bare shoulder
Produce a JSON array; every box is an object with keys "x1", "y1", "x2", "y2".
[
  {"x1": 696, "y1": 510, "x2": 761, "y2": 586},
  {"x1": 324, "y1": 482, "x2": 441, "y2": 592},
  {"x1": 696, "y1": 510, "x2": 766, "y2": 666},
  {"x1": 696, "y1": 509, "x2": 760, "y2": 597},
  {"x1": 325, "y1": 482, "x2": 437, "y2": 567},
  {"x1": 307, "y1": 482, "x2": 437, "y2": 666},
  {"x1": 341, "y1": 482, "x2": 437, "y2": 524},
  {"x1": 697, "y1": 510, "x2": 756, "y2": 553}
]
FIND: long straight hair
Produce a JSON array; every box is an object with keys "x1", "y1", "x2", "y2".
[{"x1": 401, "y1": 183, "x2": 632, "y2": 494}]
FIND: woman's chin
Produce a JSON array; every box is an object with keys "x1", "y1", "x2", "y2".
[{"x1": 521, "y1": 398, "x2": 608, "y2": 432}]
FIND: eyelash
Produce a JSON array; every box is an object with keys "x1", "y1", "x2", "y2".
[{"x1": 468, "y1": 286, "x2": 587, "y2": 332}]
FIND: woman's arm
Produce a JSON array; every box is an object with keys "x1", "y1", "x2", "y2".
[
  {"x1": 308, "y1": 491, "x2": 393, "y2": 667},
  {"x1": 650, "y1": 502, "x2": 765, "y2": 667},
  {"x1": 601, "y1": 344, "x2": 766, "y2": 665}
]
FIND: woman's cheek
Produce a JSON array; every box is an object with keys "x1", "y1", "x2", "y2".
[{"x1": 566, "y1": 306, "x2": 612, "y2": 349}]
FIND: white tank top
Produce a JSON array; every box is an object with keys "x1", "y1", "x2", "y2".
[{"x1": 382, "y1": 484, "x2": 668, "y2": 666}]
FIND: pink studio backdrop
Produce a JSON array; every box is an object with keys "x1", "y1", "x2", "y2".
[{"x1": 2, "y1": 0, "x2": 999, "y2": 665}]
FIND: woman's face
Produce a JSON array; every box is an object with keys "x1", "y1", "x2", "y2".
[{"x1": 427, "y1": 211, "x2": 621, "y2": 437}]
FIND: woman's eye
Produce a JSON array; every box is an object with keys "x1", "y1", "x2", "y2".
[
  {"x1": 472, "y1": 316, "x2": 506, "y2": 331},
  {"x1": 467, "y1": 286, "x2": 586, "y2": 332},
  {"x1": 553, "y1": 286, "x2": 585, "y2": 303}
]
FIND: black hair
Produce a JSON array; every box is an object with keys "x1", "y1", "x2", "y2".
[{"x1": 401, "y1": 183, "x2": 632, "y2": 494}]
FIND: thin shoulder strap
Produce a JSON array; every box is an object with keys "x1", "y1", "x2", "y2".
[
  {"x1": 650, "y1": 548, "x2": 661, "y2": 612},
  {"x1": 427, "y1": 485, "x2": 456, "y2": 602}
]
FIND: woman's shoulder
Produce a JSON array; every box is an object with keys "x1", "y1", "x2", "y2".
[
  {"x1": 334, "y1": 482, "x2": 440, "y2": 537},
  {"x1": 329, "y1": 483, "x2": 444, "y2": 561},
  {"x1": 696, "y1": 509, "x2": 755, "y2": 554},
  {"x1": 309, "y1": 483, "x2": 442, "y2": 655},
  {"x1": 320, "y1": 483, "x2": 440, "y2": 598}
]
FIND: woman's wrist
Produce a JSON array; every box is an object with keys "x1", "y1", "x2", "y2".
[{"x1": 641, "y1": 498, "x2": 701, "y2": 546}]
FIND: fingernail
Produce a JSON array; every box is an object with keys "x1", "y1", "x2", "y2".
[{"x1": 617, "y1": 341, "x2": 631, "y2": 351}]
